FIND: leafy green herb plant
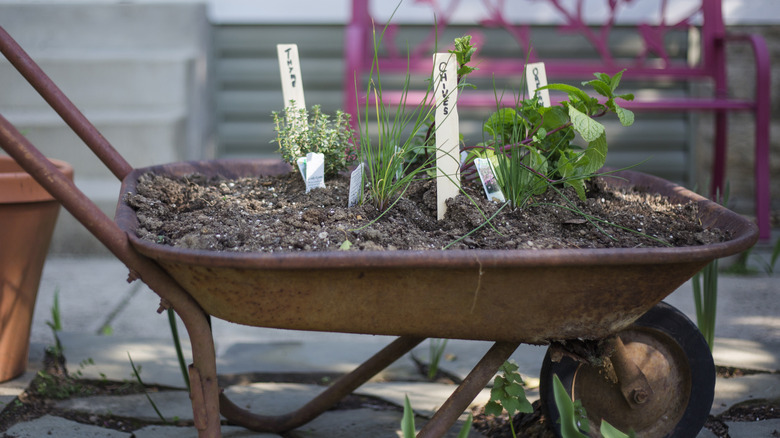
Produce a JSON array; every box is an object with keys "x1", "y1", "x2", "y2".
[
  {"x1": 354, "y1": 23, "x2": 440, "y2": 212},
  {"x1": 484, "y1": 361, "x2": 533, "y2": 438},
  {"x1": 272, "y1": 104, "x2": 357, "y2": 177},
  {"x1": 466, "y1": 71, "x2": 635, "y2": 208}
]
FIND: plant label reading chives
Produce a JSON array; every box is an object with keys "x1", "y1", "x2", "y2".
[
  {"x1": 525, "y1": 62, "x2": 550, "y2": 107},
  {"x1": 296, "y1": 152, "x2": 325, "y2": 193},
  {"x1": 433, "y1": 53, "x2": 461, "y2": 221},
  {"x1": 277, "y1": 44, "x2": 307, "y2": 110},
  {"x1": 474, "y1": 158, "x2": 506, "y2": 203},
  {"x1": 348, "y1": 163, "x2": 365, "y2": 207}
]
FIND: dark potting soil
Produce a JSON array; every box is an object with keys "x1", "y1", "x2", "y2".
[{"x1": 126, "y1": 171, "x2": 728, "y2": 253}]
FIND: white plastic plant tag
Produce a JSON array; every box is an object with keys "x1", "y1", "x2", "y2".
[
  {"x1": 525, "y1": 62, "x2": 550, "y2": 107},
  {"x1": 474, "y1": 158, "x2": 506, "y2": 203},
  {"x1": 296, "y1": 156, "x2": 307, "y2": 180},
  {"x1": 433, "y1": 52, "x2": 461, "y2": 221},
  {"x1": 304, "y1": 152, "x2": 325, "y2": 193},
  {"x1": 277, "y1": 44, "x2": 307, "y2": 110},
  {"x1": 348, "y1": 163, "x2": 365, "y2": 207}
]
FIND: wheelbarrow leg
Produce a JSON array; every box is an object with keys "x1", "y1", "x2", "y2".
[
  {"x1": 219, "y1": 336, "x2": 425, "y2": 433},
  {"x1": 417, "y1": 341, "x2": 520, "y2": 438},
  {"x1": 0, "y1": 117, "x2": 224, "y2": 438}
]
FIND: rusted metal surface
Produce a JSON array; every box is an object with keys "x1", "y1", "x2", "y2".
[
  {"x1": 116, "y1": 159, "x2": 758, "y2": 344},
  {"x1": 610, "y1": 336, "x2": 655, "y2": 409},
  {"x1": 219, "y1": 336, "x2": 424, "y2": 432},
  {"x1": 572, "y1": 327, "x2": 692, "y2": 437},
  {"x1": 418, "y1": 341, "x2": 520, "y2": 438}
]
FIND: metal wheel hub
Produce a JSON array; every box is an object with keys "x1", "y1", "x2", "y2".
[{"x1": 573, "y1": 328, "x2": 691, "y2": 437}]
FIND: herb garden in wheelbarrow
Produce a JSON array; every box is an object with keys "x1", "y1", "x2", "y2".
[{"x1": 0, "y1": 24, "x2": 759, "y2": 438}]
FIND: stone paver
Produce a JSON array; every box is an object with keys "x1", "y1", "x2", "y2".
[
  {"x1": 133, "y1": 425, "x2": 282, "y2": 438},
  {"x1": 286, "y1": 408, "x2": 487, "y2": 438},
  {"x1": 710, "y1": 373, "x2": 780, "y2": 415},
  {"x1": 55, "y1": 391, "x2": 193, "y2": 423},
  {"x1": 3, "y1": 415, "x2": 131, "y2": 438},
  {"x1": 356, "y1": 381, "x2": 492, "y2": 417},
  {"x1": 725, "y1": 418, "x2": 780, "y2": 438}
]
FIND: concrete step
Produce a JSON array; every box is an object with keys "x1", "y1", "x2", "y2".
[
  {"x1": 0, "y1": 53, "x2": 196, "y2": 112},
  {"x1": 4, "y1": 109, "x2": 187, "y2": 179}
]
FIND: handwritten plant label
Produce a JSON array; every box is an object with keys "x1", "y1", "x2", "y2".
[
  {"x1": 296, "y1": 152, "x2": 325, "y2": 193},
  {"x1": 277, "y1": 44, "x2": 306, "y2": 110},
  {"x1": 348, "y1": 163, "x2": 365, "y2": 207},
  {"x1": 525, "y1": 62, "x2": 550, "y2": 107},
  {"x1": 433, "y1": 53, "x2": 461, "y2": 221},
  {"x1": 474, "y1": 158, "x2": 506, "y2": 203}
]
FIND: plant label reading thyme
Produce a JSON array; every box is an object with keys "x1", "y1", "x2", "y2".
[
  {"x1": 525, "y1": 62, "x2": 550, "y2": 107},
  {"x1": 433, "y1": 53, "x2": 461, "y2": 220},
  {"x1": 277, "y1": 44, "x2": 307, "y2": 110},
  {"x1": 474, "y1": 158, "x2": 506, "y2": 203},
  {"x1": 296, "y1": 152, "x2": 325, "y2": 193},
  {"x1": 348, "y1": 163, "x2": 365, "y2": 207}
]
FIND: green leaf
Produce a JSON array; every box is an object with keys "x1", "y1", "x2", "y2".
[
  {"x1": 582, "y1": 79, "x2": 613, "y2": 98},
  {"x1": 594, "y1": 72, "x2": 612, "y2": 84},
  {"x1": 552, "y1": 375, "x2": 588, "y2": 438},
  {"x1": 609, "y1": 69, "x2": 625, "y2": 92},
  {"x1": 484, "y1": 400, "x2": 503, "y2": 416},
  {"x1": 339, "y1": 240, "x2": 353, "y2": 250},
  {"x1": 616, "y1": 92, "x2": 635, "y2": 101},
  {"x1": 566, "y1": 179, "x2": 587, "y2": 201},
  {"x1": 502, "y1": 397, "x2": 522, "y2": 416},
  {"x1": 540, "y1": 83, "x2": 591, "y2": 104},
  {"x1": 401, "y1": 396, "x2": 416, "y2": 438},
  {"x1": 568, "y1": 106, "x2": 605, "y2": 142},
  {"x1": 484, "y1": 108, "x2": 519, "y2": 139},
  {"x1": 457, "y1": 413, "x2": 474, "y2": 438},
  {"x1": 505, "y1": 382, "x2": 525, "y2": 397},
  {"x1": 578, "y1": 131, "x2": 608, "y2": 174},
  {"x1": 614, "y1": 105, "x2": 635, "y2": 127}
]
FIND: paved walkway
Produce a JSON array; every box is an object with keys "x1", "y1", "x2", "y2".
[{"x1": 1, "y1": 236, "x2": 778, "y2": 437}]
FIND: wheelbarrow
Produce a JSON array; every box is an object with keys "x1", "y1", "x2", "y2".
[{"x1": 0, "y1": 27, "x2": 759, "y2": 437}]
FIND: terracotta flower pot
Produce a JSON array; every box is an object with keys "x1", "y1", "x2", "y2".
[{"x1": 0, "y1": 156, "x2": 73, "y2": 382}]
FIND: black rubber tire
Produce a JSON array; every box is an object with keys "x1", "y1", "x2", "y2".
[{"x1": 539, "y1": 301, "x2": 715, "y2": 437}]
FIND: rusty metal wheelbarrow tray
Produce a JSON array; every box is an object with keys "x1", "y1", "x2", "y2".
[{"x1": 116, "y1": 159, "x2": 758, "y2": 345}]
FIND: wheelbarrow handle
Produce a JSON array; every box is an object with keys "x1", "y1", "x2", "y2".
[{"x1": 0, "y1": 25, "x2": 133, "y2": 181}]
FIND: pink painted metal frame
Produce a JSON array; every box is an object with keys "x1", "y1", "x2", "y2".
[{"x1": 343, "y1": 0, "x2": 772, "y2": 240}]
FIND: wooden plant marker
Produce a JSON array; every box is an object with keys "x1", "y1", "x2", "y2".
[
  {"x1": 277, "y1": 44, "x2": 307, "y2": 110},
  {"x1": 525, "y1": 62, "x2": 550, "y2": 107},
  {"x1": 277, "y1": 44, "x2": 324, "y2": 190},
  {"x1": 433, "y1": 53, "x2": 460, "y2": 220}
]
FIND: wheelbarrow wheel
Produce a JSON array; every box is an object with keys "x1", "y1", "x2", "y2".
[{"x1": 539, "y1": 301, "x2": 715, "y2": 437}]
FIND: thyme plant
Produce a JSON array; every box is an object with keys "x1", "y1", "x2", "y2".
[{"x1": 271, "y1": 104, "x2": 357, "y2": 177}]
